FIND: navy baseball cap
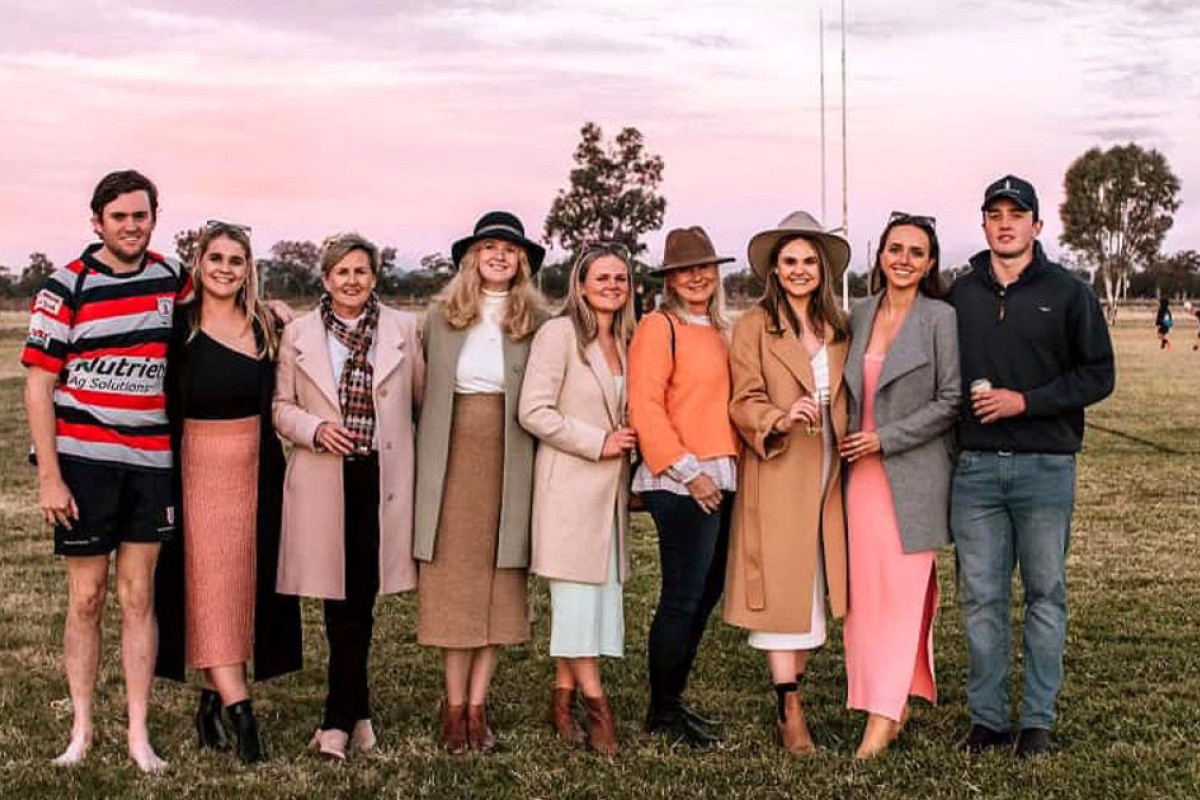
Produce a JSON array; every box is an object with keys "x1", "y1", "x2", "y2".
[{"x1": 981, "y1": 175, "x2": 1039, "y2": 218}]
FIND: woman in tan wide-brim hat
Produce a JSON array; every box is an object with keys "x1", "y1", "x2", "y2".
[
  {"x1": 724, "y1": 211, "x2": 851, "y2": 755},
  {"x1": 628, "y1": 227, "x2": 740, "y2": 747}
]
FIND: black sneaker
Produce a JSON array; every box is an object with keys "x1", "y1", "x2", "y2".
[
  {"x1": 960, "y1": 724, "x2": 1014, "y2": 753},
  {"x1": 1014, "y1": 727, "x2": 1054, "y2": 758}
]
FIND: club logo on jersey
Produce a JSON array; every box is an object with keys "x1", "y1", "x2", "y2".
[
  {"x1": 34, "y1": 289, "x2": 63, "y2": 316},
  {"x1": 27, "y1": 327, "x2": 51, "y2": 348},
  {"x1": 157, "y1": 297, "x2": 173, "y2": 319}
]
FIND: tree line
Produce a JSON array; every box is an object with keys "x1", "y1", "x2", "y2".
[{"x1": 1, "y1": 131, "x2": 1194, "y2": 311}]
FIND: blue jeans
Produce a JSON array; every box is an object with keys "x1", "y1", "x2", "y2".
[
  {"x1": 642, "y1": 490, "x2": 733, "y2": 705},
  {"x1": 951, "y1": 451, "x2": 1076, "y2": 731}
]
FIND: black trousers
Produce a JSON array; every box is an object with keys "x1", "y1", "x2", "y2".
[
  {"x1": 642, "y1": 490, "x2": 734, "y2": 705},
  {"x1": 322, "y1": 454, "x2": 381, "y2": 734}
]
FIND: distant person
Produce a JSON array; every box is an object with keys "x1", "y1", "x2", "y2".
[
  {"x1": 629, "y1": 227, "x2": 739, "y2": 747},
  {"x1": 413, "y1": 211, "x2": 547, "y2": 754},
  {"x1": 724, "y1": 212, "x2": 851, "y2": 755},
  {"x1": 154, "y1": 222, "x2": 302, "y2": 764},
  {"x1": 950, "y1": 175, "x2": 1114, "y2": 758},
  {"x1": 840, "y1": 212, "x2": 960, "y2": 758},
  {"x1": 1189, "y1": 301, "x2": 1200, "y2": 350},
  {"x1": 519, "y1": 242, "x2": 637, "y2": 756},
  {"x1": 22, "y1": 170, "x2": 191, "y2": 773},
  {"x1": 1155, "y1": 297, "x2": 1173, "y2": 349},
  {"x1": 273, "y1": 233, "x2": 425, "y2": 760}
]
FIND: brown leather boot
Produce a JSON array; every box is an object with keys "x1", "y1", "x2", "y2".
[
  {"x1": 548, "y1": 688, "x2": 585, "y2": 744},
  {"x1": 778, "y1": 691, "x2": 815, "y2": 755},
  {"x1": 467, "y1": 704, "x2": 496, "y2": 754},
  {"x1": 581, "y1": 695, "x2": 618, "y2": 757},
  {"x1": 439, "y1": 701, "x2": 468, "y2": 754}
]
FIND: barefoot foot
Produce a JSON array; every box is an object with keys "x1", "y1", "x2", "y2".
[
  {"x1": 52, "y1": 732, "x2": 92, "y2": 767},
  {"x1": 129, "y1": 741, "x2": 169, "y2": 774}
]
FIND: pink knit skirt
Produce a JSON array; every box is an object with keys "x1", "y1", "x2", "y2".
[{"x1": 182, "y1": 416, "x2": 260, "y2": 670}]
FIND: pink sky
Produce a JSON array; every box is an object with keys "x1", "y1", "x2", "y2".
[{"x1": 2, "y1": 0, "x2": 1198, "y2": 274}]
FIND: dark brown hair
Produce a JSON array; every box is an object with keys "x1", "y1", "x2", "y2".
[
  {"x1": 868, "y1": 218, "x2": 946, "y2": 299},
  {"x1": 758, "y1": 234, "x2": 849, "y2": 342},
  {"x1": 90, "y1": 170, "x2": 159, "y2": 219}
]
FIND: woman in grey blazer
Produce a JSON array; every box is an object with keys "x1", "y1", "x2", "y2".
[{"x1": 838, "y1": 213, "x2": 961, "y2": 758}]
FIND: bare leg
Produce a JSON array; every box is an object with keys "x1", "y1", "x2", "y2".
[
  {"x1": 766, "y1": 650, "x2": 809, "y2": 684},
  {"x1": 466, "y1": 646, "x2": 499, "y2": 706},
  {"x1": 54, "y1": 555, "x2": 109, "y2": 766},
  {"x1": 554, "y1": 658, "x2": 576, "y2": 691},
  {"x1": 568, "y1": 657, "x2": 604, "y2": 698},
  {"x1": 115, "y1": 543, "x2": 167, "y2": 773},
  {"x1": 206, "y1": 664, "x2": 250, "y2": 707},
  {"x1": 442, "y1": 648, "x2": 473, "y2": 706}
]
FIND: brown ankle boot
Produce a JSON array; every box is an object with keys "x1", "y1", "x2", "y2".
[
  {"x1": 467, "y1": 704, "x2": 496, "y2": 753},
  {"x1": 581, "y1": 695, "x2": 618, "y2": 757},
  {"x1": 548, "y1": 688, "x2": 585, "y2": 744},
  {"x1": 439, "y1": 701, "x2": 468, "y2": 754},
  {"x1": 778, "y1": 691, "x2": 815, "y2": 755}
]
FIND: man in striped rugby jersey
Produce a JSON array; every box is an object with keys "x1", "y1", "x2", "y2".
[{"x1": 22, "y1": 170, "x2": 192, "y2": 774}]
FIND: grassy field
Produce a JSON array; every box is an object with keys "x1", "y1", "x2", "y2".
[{"x1": 0, "y1": 311, "x2": 1198, "y2": 798}]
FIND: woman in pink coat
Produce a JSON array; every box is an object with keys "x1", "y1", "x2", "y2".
[{"x1": 272, "y1": 233, "x2": 425, "y2": 760}]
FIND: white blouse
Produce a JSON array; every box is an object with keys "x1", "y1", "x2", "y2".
[{"x1": 455, "y1": 290, "x2": 508, "y2": 393}]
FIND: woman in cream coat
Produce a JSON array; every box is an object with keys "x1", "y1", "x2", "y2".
[{"x1": 519, "y1": 243, "x2": 637, "y2": 756}]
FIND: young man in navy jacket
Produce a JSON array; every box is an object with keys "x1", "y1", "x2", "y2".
[{"x1": 949, "y1": 175, "x2": 1114, "y2": 758}]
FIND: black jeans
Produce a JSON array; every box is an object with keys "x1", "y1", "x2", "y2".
[
  {"x1": 642, "y1": 490, "x2": 734, "y2": 706},
  {"x1": 322, "y1": 454, "x2": 381, "y2": 734}
]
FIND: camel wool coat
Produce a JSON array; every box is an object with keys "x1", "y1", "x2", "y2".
[
  {"x1": 412, "y1": 304, "x2": 547, "y2": 569},
  {"x1": 518, "y1": 317, "x2": 630, "y2": 584},
  {"x1": 724, "y1": 305, "x2": 850, "y2": 634},
  {"x1": 272, "y1": 305, "x2": 425, "y2": 600}
]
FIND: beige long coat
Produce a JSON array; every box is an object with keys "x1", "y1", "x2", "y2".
[
  {"x1": 518, "y1": 317, "x2": 630, "y2": 584},
  {"x1": 723, "y1": 306, "x2": 849, "y2": 634},
  {"x1": 412, "y1": 305, "x2": 546, "y2": 569},
  {"x1": 272, "y1": 306, "x2": 425, "y2": 600}
]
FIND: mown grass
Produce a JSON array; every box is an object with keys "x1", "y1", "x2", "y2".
[{"x1": 0, "y1": 319, "x2": 1198, "y2": 798}]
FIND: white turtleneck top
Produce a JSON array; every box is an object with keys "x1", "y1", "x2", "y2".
[{"x1": 454, "y1": 290, "x2": 508, "y2": 393}]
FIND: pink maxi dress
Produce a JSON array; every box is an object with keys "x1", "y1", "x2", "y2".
[{"x1": 843, "y1": 353, "x2": 938, "y2": 722}]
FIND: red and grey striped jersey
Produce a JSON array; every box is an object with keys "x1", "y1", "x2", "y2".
[{"x1": 21, "y1": 243, "x2": 194, "y2": 472}]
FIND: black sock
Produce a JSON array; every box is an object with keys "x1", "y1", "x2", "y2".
[{"x1": 774, "y1": 682, "x2": 798, "y2": 722}]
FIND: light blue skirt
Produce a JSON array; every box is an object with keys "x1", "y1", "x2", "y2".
[{"x1": 548, "y1": 526, "x2": 624, "y2": 658}]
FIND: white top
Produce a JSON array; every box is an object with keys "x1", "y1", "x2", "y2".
[
  {"x1": 325, "y1": 312, "x2": 379, "y2": 449},
  {"x1": 455, "y1": 290, "x2": 508, "y2": 393},
  {"x1": 811, "y1": 343, "x2": 829, "y2": 394}
]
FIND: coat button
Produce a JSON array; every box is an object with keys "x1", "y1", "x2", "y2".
[
  {"x1": 379, "y1": 388, "x2": 389, "y2": 397},
  {"x1": 386, "y1": 493, "x2": 395, "y2": 502},
  {"x1": 385, "y1": 442, "x2": 393, "y2": 450}
]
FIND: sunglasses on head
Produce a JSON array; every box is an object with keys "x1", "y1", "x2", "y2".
[
  {"x1": 888, "y1": 211, "x2": 936, "y2": 230},
  {"x1": 581, "y1": 240, "x2": 632, "y2": 260},
  {"x1": 205, "y1": 219, "x2": 252, "y2": 235}
]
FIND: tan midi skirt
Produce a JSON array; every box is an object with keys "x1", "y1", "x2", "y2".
[
  {"x1": 182, "y1": 416, "x2": 259, "y2": 669},
  {"x1": 417, "y1": 393, "x2": 529, "y2": 648}
]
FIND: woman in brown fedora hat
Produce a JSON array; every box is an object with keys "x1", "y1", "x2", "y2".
[
  {"x1": 413, "y1": 211, "x2": 548, "y2": 754},
  {"x1": 628, "y1": 226, "x2": 740, "y2": 747},
  {"x1": 724, "y1": 211, "x2": 851, "y2": 755}
]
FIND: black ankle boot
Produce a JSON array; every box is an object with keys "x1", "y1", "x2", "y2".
[
  {"x1": 226, "y1": 700, "x2": 268, "y2": 764},
  {"x1": 645, "y1": 696, "x2": 718, "y2": 748},
  {"x1": 196, "y1": 688, "x2": 231, "y2": 751}
]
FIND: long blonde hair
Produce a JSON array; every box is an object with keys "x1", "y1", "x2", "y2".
[
  {"x1": 188, "y1": 224, "x2": 278, "y2": 359},
  {"x1": 561, "y1": 245, "x2": 636, "y2": 359},
  {"x1": 437, "y1": 241, "x2": 543, "y2": 340},
  {"x1": 659, "y1": 266, "x2": 729, "y2": 330}
]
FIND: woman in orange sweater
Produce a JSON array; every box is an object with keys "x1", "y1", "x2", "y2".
[{"x1": 628, "y1": 227, "x2": 740, "y2": 747}]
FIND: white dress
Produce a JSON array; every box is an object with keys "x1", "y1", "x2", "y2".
[
  {"x1": 748, "y1": 345, "x2": 831, "y2": 652},
  {"x1": 547, "y1": 376, "x2": 626, "y2": 659}
]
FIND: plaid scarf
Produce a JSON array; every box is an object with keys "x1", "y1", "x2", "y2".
[{"x1": 320, "y1": 292, "x2": 379, "y2": 454}]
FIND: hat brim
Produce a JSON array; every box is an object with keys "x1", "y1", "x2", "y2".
[
  {"x1": 747, "y1": 228, "x2": 851, "y2": 282},
  {"x1": 452, "y1": 231, "x2": 547, "y2": 274},
  {"x1": 981, "y1": 191, "x2": 1034, "y2": 212},
  {"x1": 648, "y1": 255, "x2": 735, "y2": 274}
]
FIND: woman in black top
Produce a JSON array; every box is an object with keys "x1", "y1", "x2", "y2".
[{"x1": 155, "y1": 223, "x2": 301, "y2": 764}]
